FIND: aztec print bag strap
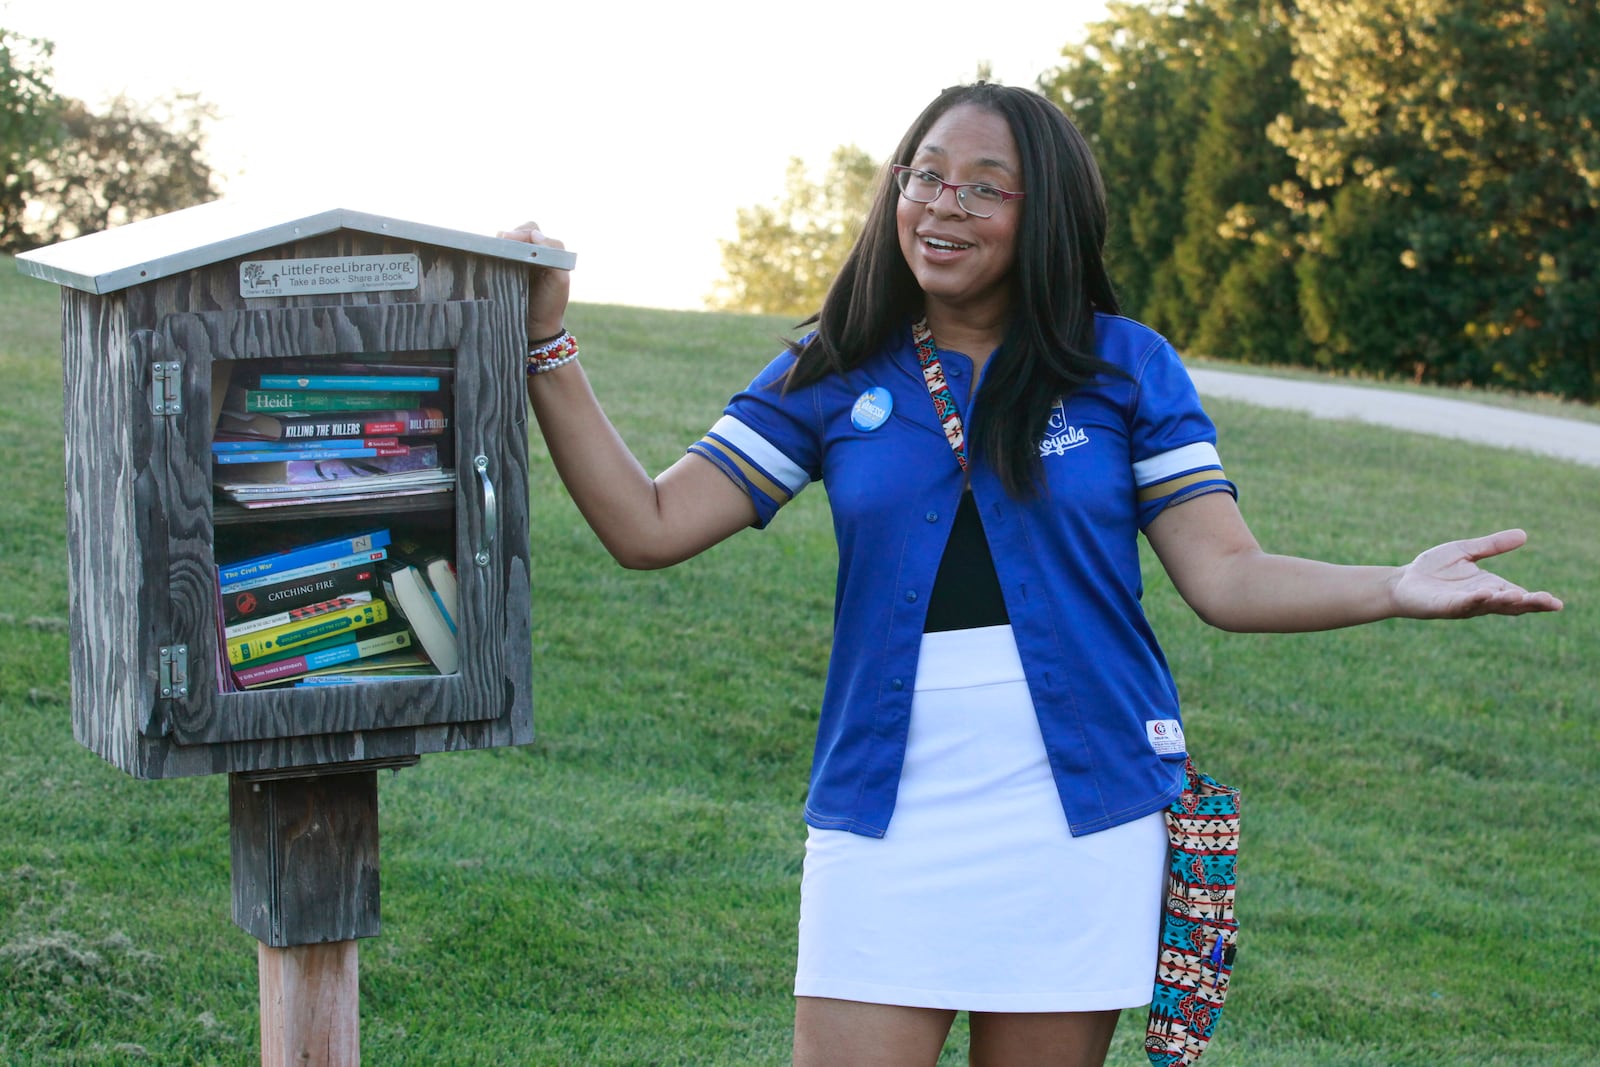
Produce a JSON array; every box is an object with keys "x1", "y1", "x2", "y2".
[
  {"x1": 912, "y1": 318, "x2": 968, "y2": 473},
  {"x1": 1146, "y1": 757, "x2": 1241, "y2": 1067}
]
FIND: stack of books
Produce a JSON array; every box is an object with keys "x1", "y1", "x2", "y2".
[
  {"x1": 216, "y1": 527, "x2": 459, "y2": 689},
  {"x1": 212, "y1": 355, "x2": 455, "y2": 510}
]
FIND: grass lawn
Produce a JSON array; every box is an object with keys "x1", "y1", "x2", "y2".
[{"x1": 1, "y1": 259, "x2": 1596, "y2": 1065}]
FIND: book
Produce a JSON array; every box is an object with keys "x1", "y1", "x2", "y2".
[
  {"x1": 226, "y1": 385, "x2": 426, "y2": 413},
  {"x1": 219, "y1": 482, "x2": 455, "y2": 511},
  {"x1": 233, "y1": 628, "x2": 414, "y2": 689},
  {"x1": 222, "y1": 561, "x2": 380, "y2": 625},
  {"x1": 379, "y1": 560, "x2": 458, "y2": 674},
  {"x1": 220, "y1": 546, "x2": 390, "y2": 596},
  {"x1": 270, "y1": 355, "x2": 455, "y2": 376},
  {"x1": 215, "y1": 468, "x2": 454, "y2": 504},
  {"x1": 214, "y1": 445, "x2": 439, "y2": 487},
  {"x1": 212, "y1": 566, "x2": 238, "y2": 694},
  {"x1": 213, "y1": 445, "x2": 412, "y2": 464},
  {"x1": 215, "y1": 407, "x2": 449, "y2": 441},
  {"x1": 250, "y1": 373, "x2": 443, "y2": 392},
  {"x1": 292, "y1": 648, "x2": 436, "y2": 685},
  {"x1": 228, "y1": 599, "x2": 391, "y2": 666},
  {"x1": 212, "y1": 436, "x2": 399, "y2": 452},
  {"x1": 359, "y1": 409, "x2": 448, "y2": 437},
  {"x1": 224, "y1": 591, "x2": 375, "y2": 639},
  {"x1": 218, "y1": 528, "x2": 390, "y2": 586},
  {"x1": 425, "y1": 558, "x2": 459, "y2": 633}
]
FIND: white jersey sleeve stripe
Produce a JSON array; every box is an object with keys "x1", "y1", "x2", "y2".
[
  {"x1": 704, "y1": 415, "x2": 812, "y2": 496},
  {"x1": 1132, "y1": 441, "x2": 1223, "y2": 487}
]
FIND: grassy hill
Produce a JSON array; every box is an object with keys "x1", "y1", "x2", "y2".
[{"x1": 1, "y1": 257, "x2": 1596, "y2": 1065}]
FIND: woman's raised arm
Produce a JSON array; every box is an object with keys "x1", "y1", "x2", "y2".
[{"x1": 501, "y1": 222, "x2": 758, "y2": 570}]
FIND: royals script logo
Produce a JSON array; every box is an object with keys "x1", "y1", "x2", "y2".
[{"x1": 1040, "y1": 399, "x2": 1090, "y2": 457}]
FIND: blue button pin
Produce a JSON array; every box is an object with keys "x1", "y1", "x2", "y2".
[{"x1": 851, "y1": 386, "x2": 893, "y2": 432}]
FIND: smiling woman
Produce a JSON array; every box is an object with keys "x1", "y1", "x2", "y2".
[
  {"x1": 499, "y1": 80, "x2": 1561, "y2": 1067},
  {"x1": 893, "y1": 105, "x2": 1026, "y2": 370}
]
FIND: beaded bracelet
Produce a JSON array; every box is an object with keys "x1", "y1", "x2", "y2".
[{"x1": 526, "y1": 330, "x2": 579, "y2": 376}]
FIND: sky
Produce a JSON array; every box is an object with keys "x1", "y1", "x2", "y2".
[{"x1": 3, "y1": 0, "x2": 1109, "y2": 310}]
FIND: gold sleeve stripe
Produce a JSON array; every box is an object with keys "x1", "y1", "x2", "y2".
[
  {"x1": 694, "y1": 437, "x2": 792, "y2": 505},
  {"x1": 1137, "y1": 468, "x2": 1228, "y2": 504}
]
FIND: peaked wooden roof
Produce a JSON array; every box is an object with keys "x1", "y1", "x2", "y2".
[{"x1": 15, "y1": 200, "x2": 576, "y2": 294}]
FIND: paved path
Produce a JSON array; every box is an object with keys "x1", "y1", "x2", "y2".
[{"x1": 1189, "y1": 368, "x2": 1600, "y2": 469}]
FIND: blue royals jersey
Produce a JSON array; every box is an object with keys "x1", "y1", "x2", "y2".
[{"x1": 688, "y1": 313, "x2": 1236, "y2": 838}]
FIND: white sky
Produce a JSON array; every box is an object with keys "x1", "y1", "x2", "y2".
[{"x1": 2, "y1": 0, "x2": 1108, "y2": 310}]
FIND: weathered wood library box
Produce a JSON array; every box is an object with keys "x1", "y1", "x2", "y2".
[{"x1": 18, "y1": 202, "x2": 572, "y2": 782}]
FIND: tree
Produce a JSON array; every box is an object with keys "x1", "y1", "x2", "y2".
[
  {"x1": 709, "y1": 145, "x2": 879, "y2": 316},
  {"x1": 1165, "y1": 0, "x2": 1308, "y2": 366},
  {"x1": 1041, "y1": 1, "x2": 1213, "y2": 331},
  {"x1": 0, "y1": 29, "x2": 63, "y2": 252},
  {"x1": 1271, "y1": 0, "x2": 1600, "y2": 397},
  {"x1": 1043, "y1": 0, "x2": 1308, "y2": 364},
  {"x1": 22, "y1": 91, "x2": 220, "y2": 249}
]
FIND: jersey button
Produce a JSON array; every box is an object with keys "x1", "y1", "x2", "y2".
[
  {"x1": 904, "y1": 590, "x2": 918, "y2": 603},
  {"x1": 924, "y1": 511, "x2": 938, "y2": 523}
]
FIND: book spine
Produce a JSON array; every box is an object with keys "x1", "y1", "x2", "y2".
[
  {"x1": 234, "y1": 630, "x2": 413, "y2": 688},
  {"x1": 276, "y1": 418, "x2": 368, "y2": 439},
  {"x1": 222, "y1": 564, "x2": 378, "y2": 624},
  {"x1": 262, "y1": 408, "x2": 447, "y2": 439},
  {"x1": 218, "y1": 529, "x2": 390, "y2": 585},
  {"x1": 212, "y1": 437, "x2": 398, "y2": 452},
  {"x1": 214, "y1": 445, "x2": 410, "y2": 463},
  {"x1": 243, "y1": 391, "x2": 425, "y2": 413},
  {"x1": 228, "y1": 600, "x2": 391, "y2": 665},
  {"x1": 427, "y1": 588, "x2": 457, "y2": 635},
  {"x1": 220, "y1": 547, "x2": 390, "y2": 595},
  {"x1": 223, "y1": 591, "x2": 374, "y2": 640},
  {"x1": 359, "y1": 408, "x2": 449, "y2": 436},
  {"x1": 255, "y1": 374, "x2": 441, "y2": 392}
]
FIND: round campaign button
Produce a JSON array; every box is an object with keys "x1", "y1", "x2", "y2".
[{"x1": 851, "y1": 386, "x2": 893, "y2": 432}]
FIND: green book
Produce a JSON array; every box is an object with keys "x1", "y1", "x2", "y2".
[{"x1": 226, "y1": 385, "x2": 425, "y2": 413}]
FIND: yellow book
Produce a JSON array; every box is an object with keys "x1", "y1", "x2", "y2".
[{"x1": 227, "y1": 599, "x2": 390, "y2": 665}]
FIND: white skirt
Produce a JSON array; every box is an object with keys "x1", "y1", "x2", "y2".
[{"x1": 794, "y1": 624, "x2": 1167, "y2": 1012}]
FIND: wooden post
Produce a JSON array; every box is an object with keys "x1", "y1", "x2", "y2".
[
  {"x1": 259, "y1": 941, "x2": 360, "y2": 1066},
  {"x1": 229, "y1": 760, "x2": 411, "y2": 1066}
]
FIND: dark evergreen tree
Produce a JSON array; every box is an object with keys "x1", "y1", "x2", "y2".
[
  {"x1": 1041, "y1": 1, "x2": 1211, "y2": 332},
  {"x1": 1273, "y1": 0, "x2": 1600, "y2": 397}
]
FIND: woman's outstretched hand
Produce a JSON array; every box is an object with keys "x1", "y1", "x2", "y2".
[
  {"x1": 1391, "y1": 529, "x2": 1565, "y2": 619},
  {"x1": 497, "y1": 220, "x2": 570, "y2": 342}
]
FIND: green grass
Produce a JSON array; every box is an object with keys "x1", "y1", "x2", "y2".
[{"x1": 1, "y1": 260, "x2": 1596, "y2": 1065}]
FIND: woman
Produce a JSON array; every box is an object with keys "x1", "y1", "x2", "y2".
[{"x1": 503, "y1": 83, "x2": 1561, "y2": 1067}]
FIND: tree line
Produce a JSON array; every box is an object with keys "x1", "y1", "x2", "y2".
[
  {"x1": 714, "y1": 0, "x2": 1598, "y2": 401},
  {"x1": 1, "y1": 29, "x2": 218, "y2": 254}
]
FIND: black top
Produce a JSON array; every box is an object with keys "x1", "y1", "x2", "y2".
[{"x1": 923, "y1": 489, "x2": 1011, "y2": 633}]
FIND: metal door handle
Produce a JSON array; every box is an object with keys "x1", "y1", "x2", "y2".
[{"x1": 473, "y1": 455, "x2": 496, "y2": 566}]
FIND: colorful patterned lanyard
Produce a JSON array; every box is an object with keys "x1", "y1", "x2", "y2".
[{"x1": 912, "y1": 318, "x2": 969, "y2": 472}]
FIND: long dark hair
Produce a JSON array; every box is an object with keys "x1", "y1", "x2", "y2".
[{"x1": 785, "y1": 83, "x2": 1123, "y2": 495}]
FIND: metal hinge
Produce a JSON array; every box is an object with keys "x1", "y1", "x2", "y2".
[
  {"x1": 150, "y1": 359, "x2": 183, "y2": 415},
  {"x1": 158, "y1": 644, "x2": 190, "y2": 700}
]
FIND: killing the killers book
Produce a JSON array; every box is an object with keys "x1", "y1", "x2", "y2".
[{"x1": 216, "y1": 407, "x2": 449, "y2": 441}]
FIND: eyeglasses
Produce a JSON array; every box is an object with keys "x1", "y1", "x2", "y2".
[{"x1": 891, "y1": 165, "x2": 1025, "y2": 218}]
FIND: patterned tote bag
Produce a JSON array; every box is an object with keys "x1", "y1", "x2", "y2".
[{"x1": 1146, "y1": 758, "x2": 1241, "y2": 1067}]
